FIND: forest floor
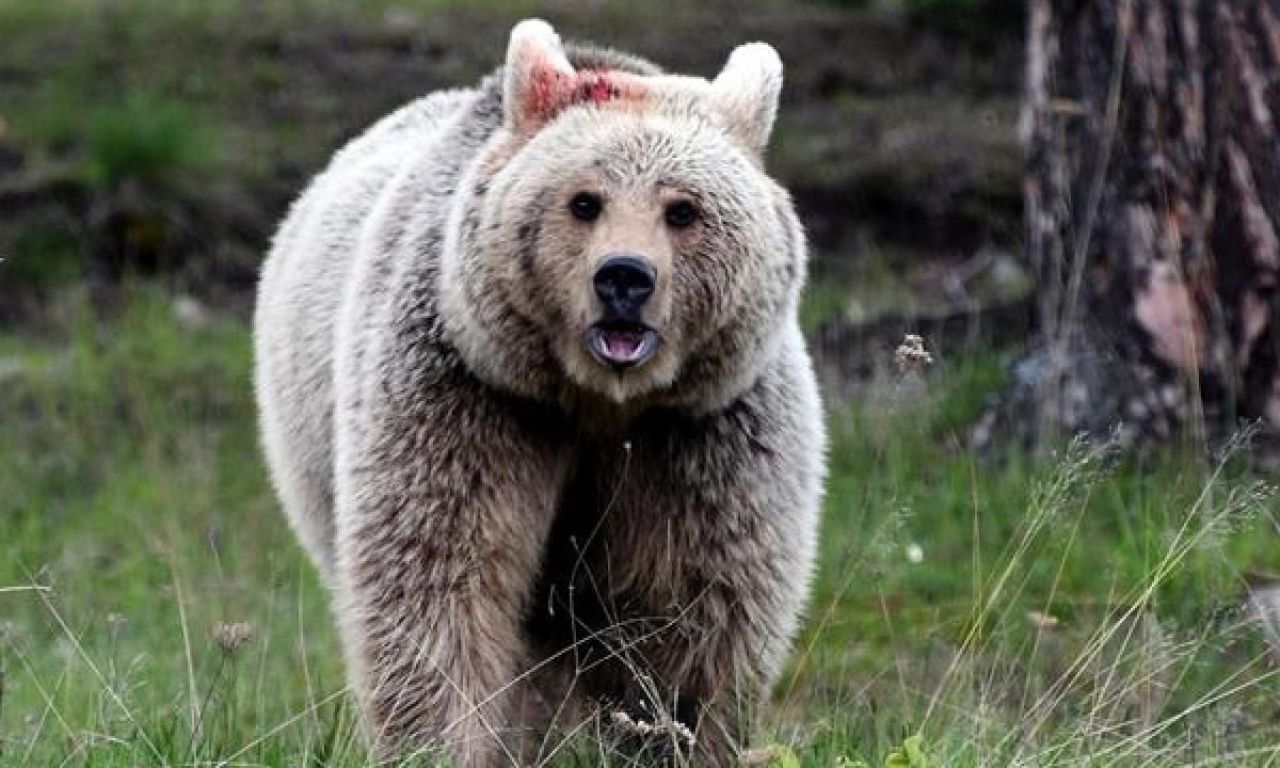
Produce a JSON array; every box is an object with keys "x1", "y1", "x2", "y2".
[{"x1": 1, "y1": 1, "x2": 1278, "y2": 766}]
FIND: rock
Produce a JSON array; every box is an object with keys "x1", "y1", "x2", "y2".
[
  {"x1": 172, "y1": 294, "x2": 209, "y2": 331},
  {"x1": 0, "y1": 356, "x2": 25, "y2": 381}
]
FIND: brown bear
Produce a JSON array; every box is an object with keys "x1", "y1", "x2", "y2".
[{"x1": 254, "y1": 19, "x2": 826, "y2": 767}]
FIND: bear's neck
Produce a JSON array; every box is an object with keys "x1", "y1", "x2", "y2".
[{"x1": 556, "y1": 387, "x2": 652, "y2": 438}]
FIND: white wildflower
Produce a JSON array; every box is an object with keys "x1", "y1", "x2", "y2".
[{"x1": 893, "y1": 334, "x2": 933, "y2": 373}]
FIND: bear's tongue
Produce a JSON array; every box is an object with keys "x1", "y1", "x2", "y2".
[{"x1": 600, "y1": 329, "x2": 646, "y2": 362}]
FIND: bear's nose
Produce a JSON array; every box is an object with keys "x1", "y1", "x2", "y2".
[{"x1": 593, "y1": 254, "x2": 656, "y2": 316}]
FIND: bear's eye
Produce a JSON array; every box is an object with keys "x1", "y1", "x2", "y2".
[
  {"x1": 665, "y1": 200, "x2": 699, "y2": 229},
  {"x1": 569, "y1": 192, "x2": 603, "y2": 222}
]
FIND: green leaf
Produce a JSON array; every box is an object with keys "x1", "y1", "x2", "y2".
[
  {"x1": 903, "y1": 735, "x2": 930, "y2": 767},
  {"x1": 883, "y1": 734, "x2": 930, "y2": 768}
]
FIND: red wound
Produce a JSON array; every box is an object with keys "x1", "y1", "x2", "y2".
[
  {"x1": 519, "y1": 62, "x2": 645, "y2": 132},
  {"x1": 577, "y1": 71, "x2": 621, "y2": 104}
]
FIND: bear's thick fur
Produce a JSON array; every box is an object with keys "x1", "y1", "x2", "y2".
[{"x1": 254, "y1": 19, "x2": 825, "y2": 767}]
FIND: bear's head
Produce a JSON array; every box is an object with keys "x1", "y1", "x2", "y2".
[{"x1": 442, "y1": 19, "x2": 806, "y2": 411}]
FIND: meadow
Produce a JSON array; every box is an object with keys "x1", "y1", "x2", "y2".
[
  {"x1": 1, "y1": 289, "x2": 1277, "y2": 766},
  {"x1": 1, "y1": 0, "x2": 1278, "y2": 765}
]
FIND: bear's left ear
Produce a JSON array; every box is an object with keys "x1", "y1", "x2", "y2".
[
  {"x1": 710, "y1": 42, "x2": 783, "y2": 156},
  {"x1": 503, "y1": 19, "x2": 576, "y2": 135}
]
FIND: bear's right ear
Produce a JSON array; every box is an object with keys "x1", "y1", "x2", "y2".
[
  {"x1": 710, "y1": 42, "x2": 783, "y2": 156},
  {"x1": 503, "y1": 19, "x2": 576, "y2": 136}
]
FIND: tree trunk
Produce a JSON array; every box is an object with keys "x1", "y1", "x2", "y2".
[{"x1": 977, "y1": 0, "x2": 1280, "y2": 456}]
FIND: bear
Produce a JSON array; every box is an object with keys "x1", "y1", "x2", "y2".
[{"x1": 253, "y1": 19, "x2": 826, "y2": 767}]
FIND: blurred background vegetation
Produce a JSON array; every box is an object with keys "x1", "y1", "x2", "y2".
[
  {"x1": 0, "y1": 0, "x2": 1028, "y2": 324},
  {"x1": 1, "y1": 1, "x2": 1277, "y2": 766}
]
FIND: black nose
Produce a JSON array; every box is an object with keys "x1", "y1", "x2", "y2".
[{"x1": 593, "y1": 254, "x2": 656, "y2": 316}]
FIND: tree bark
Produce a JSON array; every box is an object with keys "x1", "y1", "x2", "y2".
[{"x1": 979, "y1": 0, "x2": 1280, "y2": 455}]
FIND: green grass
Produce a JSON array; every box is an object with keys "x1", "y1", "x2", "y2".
[
  {"x1": 82, "y1": 93, "x2": 217, "y2": 190},
  {"x1": 17, "y1": 85, "x2": 218, "y2": 190},
  {"x1": 1, "y1": 290, "x2": 1277, "y2": 766},
  {"x1": 4, "y1": 221, "x2": 83, "y2": 289},
  {"x1": 0, "y1": 291, "x2": 349, "y2": 765}
]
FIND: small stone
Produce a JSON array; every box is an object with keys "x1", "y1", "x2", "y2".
[
  {"x1": 172, "y1": 295, "x2": 209, "y2": 331},
  {"x1": 0, "y1": 357, "x2": 24, "y2": 382},
  {"x1": 382, "y1": 7, "x2": 421, "y2": 35},
  {"x1": 1026, "y1": 610, "x2": 1060, "y2": 630}
]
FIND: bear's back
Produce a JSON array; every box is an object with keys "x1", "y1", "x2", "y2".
[{"x1": 254, "y1": 86, "x2": 483, "y2": 573}]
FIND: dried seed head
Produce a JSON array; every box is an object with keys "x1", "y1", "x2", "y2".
[
  {"x1": 609, "y1": 709, "x2": 696, "y2": 748},
  {"x1": 214, "y1": 621, "x2": 255, "y2": 656}
]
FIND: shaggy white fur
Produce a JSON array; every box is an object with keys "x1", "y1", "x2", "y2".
[{"x1": 254, "y1": 19, "x2": 826, "y2": 767}]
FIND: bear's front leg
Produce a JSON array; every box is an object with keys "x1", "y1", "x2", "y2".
[
  {"x1": 592, "y1": 351, "x2": 826, "y2": 766},
  {"x1": 332, "y1": 360, "x2": 569, "y2": 768}
]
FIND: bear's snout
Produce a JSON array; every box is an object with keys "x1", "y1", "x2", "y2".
[
  {"x1": 587, "y1": 252, "x2": 660, "y2": 369},
  {"x1": 592, "y1": 253, "x2": 655, "y2": 319}
]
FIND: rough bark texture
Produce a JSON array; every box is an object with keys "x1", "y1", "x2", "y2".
[{"x1": 978, "y1": 0, "x2": 1280, "y2": 455}]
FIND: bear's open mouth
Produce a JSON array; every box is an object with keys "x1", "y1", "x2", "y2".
[{"x1": 586, "y1": 321, "x2": 659, "y2": 369}]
